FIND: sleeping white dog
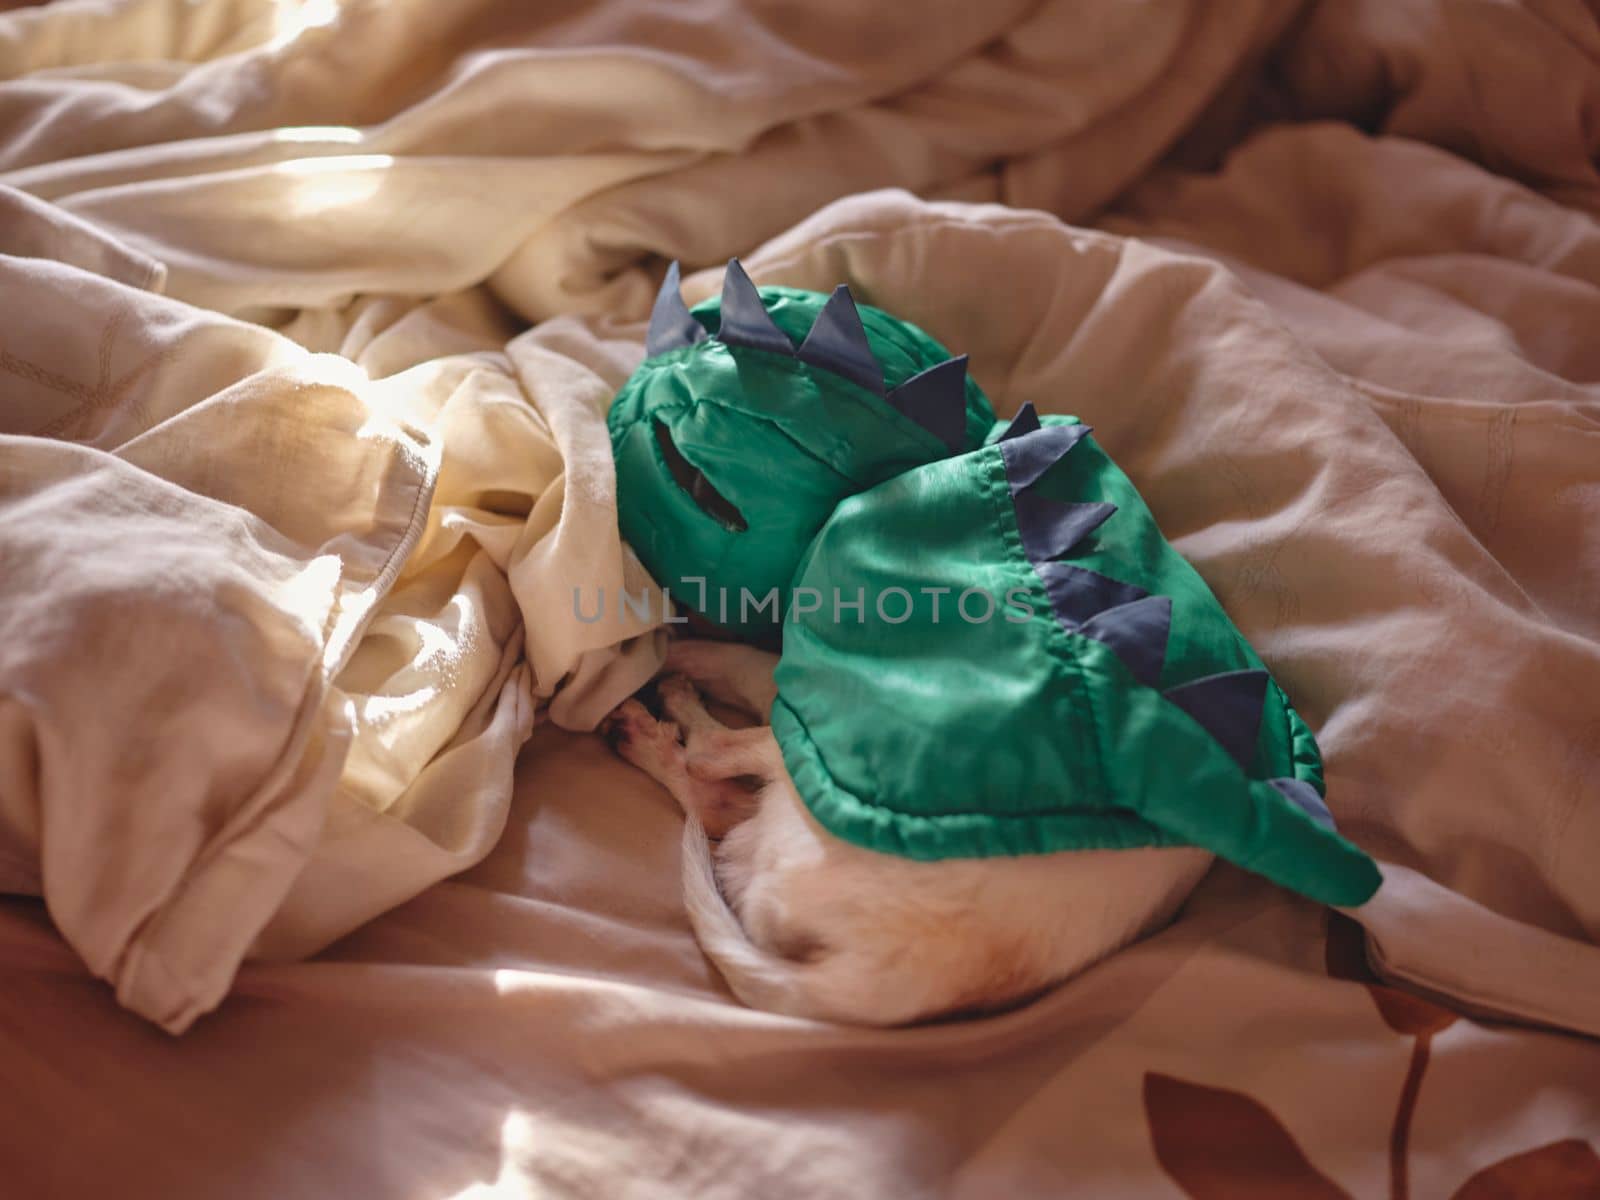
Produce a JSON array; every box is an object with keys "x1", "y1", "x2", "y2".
[
  {"x1": 602, "y1": 639, "x2": 1213, "y2": 1026},
  {"x1": 599, "y1": 262, "x2": 1376, "y2": 1025}
]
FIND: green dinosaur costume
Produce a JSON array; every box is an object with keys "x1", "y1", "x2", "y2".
[
  {"x1": 608, "y1": 261, "x2": 995, "y2": 636},
  {"x1": 608, "y1": 261, "x2": 1381, "y2": 908}
]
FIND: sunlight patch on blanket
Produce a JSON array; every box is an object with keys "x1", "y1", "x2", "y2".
[
  {"x1": 270, "y1": 0, "x2": 342, "y2": 49},
  {"x1": 273, "y1": 126, "x2": 364, "y2": 145},
  {"x1": 446, "y1": 1110, "x2": 537, "y2": 1200},
  {"x1": 278, "y1": 155, "x2": 395, "y2": 217}
]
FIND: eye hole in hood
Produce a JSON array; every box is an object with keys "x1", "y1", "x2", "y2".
[{"x1": 654, "y1": 420, "x2": 748, "y2": 533}]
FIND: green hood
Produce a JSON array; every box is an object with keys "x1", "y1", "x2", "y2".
[
  {"x1": 607, "y1": 261, "x2": 995, "y2": 635},
  {"x1": 770, "y1": 410, "x2": 1381, "y2": 908},
  {"x1": 606, "y1": 264, "x2": 1379, "y2": 908}
]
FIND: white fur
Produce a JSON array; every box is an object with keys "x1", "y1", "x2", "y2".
[{"x1": 602, "y1": 639, "x2": 1213, "y2": 1025}]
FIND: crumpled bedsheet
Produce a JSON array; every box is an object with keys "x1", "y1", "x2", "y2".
[{"x1": 0, "y1": 0, "x2": 1597, "y2": 1195}]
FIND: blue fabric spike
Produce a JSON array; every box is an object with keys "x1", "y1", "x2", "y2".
[
  {"x1": 886, "y1": 356, "x2": 968, "y2": 451},
  {"x1": 796, "y1": 285, "x2": 883, "y2": 394},
  {"x1": 1270, "y1": 778, "x2": 1337, "y2": 831},
  {"x1": 1164, "y1": 669, "x2": 1271, "y2": 768},
  {"x1": 718, "y1": 259, "x2": 794, "y2": 355},
  {"x1": 1035, "y1": 561, "x2": 1148, "y2": 629},
  {"x1": 998, "y1": 421, "x2": 1093, "y2": 491},
  {"x1": 646, "y1": 261, "x2": 707, "y2": 358},
  {"x1": 1011, "y1": 489, "x2": 1116, "y2": 563},
  {"x1": 997, "y1": 402, "x2": 1041, "y2": 442},
  {"x1": 1079, "y1": 595, "x2": 1172, "y2": 687}
]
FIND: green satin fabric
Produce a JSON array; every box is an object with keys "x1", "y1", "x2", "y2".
[
  {"x1": 770, "y1": 419, "x2": 1380, "y2": 907},
  {"x1": 608, "y1": 287, "x2": 995, "y2": 634},
  {"x1": 607, "y1": 284, "x2": 1378, "y2": 907}
]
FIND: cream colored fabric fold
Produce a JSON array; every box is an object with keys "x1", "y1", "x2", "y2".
[
  {"x1": 0, "y1": 186, "x2": 659, "y2": 1029},
  {"x1": 0, "y1": 1, "x2": 1597, "y2": 1193}
]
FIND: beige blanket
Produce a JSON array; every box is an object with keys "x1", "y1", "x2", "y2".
[{"x1": 1, "y1": 0, "x2": 1597, "y2": 1196}]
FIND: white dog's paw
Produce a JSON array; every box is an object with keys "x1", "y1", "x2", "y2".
[
  {"x1": 657, "y1": 672, "x2": 716, "y2": 732},
  {"x1": 664, "y1": 639, "x2": 779, "y2": 715},
  {"x1": 601, "y1": 698, "x2": 685, "y2": 781}
]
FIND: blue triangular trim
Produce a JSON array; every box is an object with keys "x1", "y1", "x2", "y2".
[
  {"x1": 1164, "y1": 669, "x2": 1271, "y2": 768},
  {"x1": 1011, "y1": 490, "x2": 1116, "y2": 564},
  {"x1": 998, "y1": 422, "x2": 1093, "y2": 491},
  {"x1": 718, "y1": 259, "x2": 793, "y2": 355},
  {"x1": 1035, "y1": 562, "x2": 1148, "y2": 629},
  {"x1": 997, "y1": 402, "x2": 1041, "y2": 442},
  {"x1": 645, "y1": 261, "x2": 707, "y2": 358},
  {"x1": 796, "y1": 285, "x2": 883, "y2": 394},
  {"x1": 1269, "y1": 778, "x2": 1337, "y2": 831},
  {"x1": 1079, "y1": 595, "x2": 1172, "y2": 687},
  {"x1": 886, "y1": 356, "x2": 968, "y2": 451}
]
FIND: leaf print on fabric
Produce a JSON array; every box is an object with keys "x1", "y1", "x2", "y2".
[
  {"x1": 1451, "y1": 1139, "x2": 1600, "y2": 1199},
  {"x1": 1324, "y1": 911, "x2": 1457, "y2": 1036},
  {"x1": 1143, "y1": 1072, "x2": 1353, "y2": 1200},
  {"x1": 1324, "y1": 910, "x2": 1459, "y2": 1200}
]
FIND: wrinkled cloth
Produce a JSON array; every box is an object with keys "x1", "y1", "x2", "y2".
[
  {"x1": 0, "y1": 187, "x2": 662, "y2": 1031},
  {"x1": 0, "y1": 0, "x2": 1598, "y2": 1196}
]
